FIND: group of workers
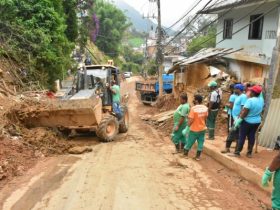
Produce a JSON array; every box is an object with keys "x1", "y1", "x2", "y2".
[
  {"x1": 171, "y1": 92, "x2": 208, "y2": 161},
  {"x1": 222, "y1": 82, "x2": 264, "y2": 157},
  {"x1": 171, "y1": 80, "x2": 225, "y2": 160},
  {"x1": 170, "y1": 80, "x2": 280, "y2": 209}
]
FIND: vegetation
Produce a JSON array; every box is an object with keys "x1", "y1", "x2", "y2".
[
  {"x1": 0, "y1": 0, "x2": 76, "y2": 86},
  {"x1": 187, "y1": 26, "x2": 216, "y2": 55},
  {"x1": 144, "y1": 59, "x2": 157, "y2": 75},
  {"x1": 93, "y1": 0, "x2": 130, "y2": 57},
  {"x1": 120, "y1": 45, "x2": 144, "y2": 73},
  {"x1": 0, "y1": 0, "x2": 145, "y2": 86},
  {"x1": 63, "y1": 0, "x2": 79, "y2": 42},
  {"x1": 128, "y1": 37, "x2": 144, "y2": 48}
]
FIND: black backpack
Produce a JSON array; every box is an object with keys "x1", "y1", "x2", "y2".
[{"x1": 212, "y1": 90, "x2": 221, "y2": 110}]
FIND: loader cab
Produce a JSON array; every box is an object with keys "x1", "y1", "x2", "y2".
[{"x1": 76, "y1": 65, "x2": 120, "y2": 106}]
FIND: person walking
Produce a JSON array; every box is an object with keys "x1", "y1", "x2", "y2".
[
  {"x1": 262, "y1": 151, "x2": 280, "y2": 210},
  {"x1": 221, "y1": 84, "x2": 247, "y2": 153},
  {"x1": 171, "y1": 93, "x2": 190, "y2": 153},
  {"x1": 184, "y1": 95, "x2": 208, "y2": 161},
  {"x1": 207, "y1": 81, "x2": 222, "y2": 140},
  {"x1": 234, "y1": 85, "x2": 264, "y2": 157},
  {"x1": 108, "y1": 81, "x2": 122, "y2": 120}
]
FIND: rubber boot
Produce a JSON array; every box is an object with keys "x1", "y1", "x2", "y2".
[
  {"x1": 247, "y1": 144, "x2": 254, "y2": 158},
  {"x1": 181, "y1": 143, "x2": 185, "y2": 153},
  {"x1": 173, "y1": 144, "x2": 180, "y2": 154},
  {"x1": 195, "y1": 151, "x2": 202, "y2": 161},
  {"x1": 221, "y1": 148, "x2": 230, "y2": 154},
  {"x1": 228, "y1": 150, "x2": 240, "y2": 157},
  {"x1": 183, "y1": 149, "x2": 189, "y2": 157}
]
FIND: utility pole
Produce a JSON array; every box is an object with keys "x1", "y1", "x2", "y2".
[
  {"x1": 156, "y1": 0, "x2": 164, "y2": 97},
  {"x1": 264, "y1": 7, "x2": 280, "y2": 118}
]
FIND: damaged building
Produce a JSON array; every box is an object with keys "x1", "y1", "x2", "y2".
[{"x1": 199, "y1": 0, "x2": 279, "y2": 83}]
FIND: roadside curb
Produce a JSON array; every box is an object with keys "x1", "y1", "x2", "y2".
[{"x1": 203, "y1": 142, "x2": 272, "y2": 193}]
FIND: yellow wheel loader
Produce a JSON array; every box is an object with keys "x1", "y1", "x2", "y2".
[{"x1": 24, "y1": 65, "x2": 129, "y2": 142}]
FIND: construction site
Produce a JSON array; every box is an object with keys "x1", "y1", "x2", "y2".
[
  {"x1": 0, "y1": 63, "x2": 276, "y2": 209},
  {"x1": 1, "y1": 0, "x2": 280, "y2": 209}
]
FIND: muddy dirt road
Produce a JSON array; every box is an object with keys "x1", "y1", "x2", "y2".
[{"x1": 0, "y1": 77, "x2": 270, "y2": 210}]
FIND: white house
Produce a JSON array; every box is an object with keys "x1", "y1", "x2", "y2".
[{"x1": 199, "y1": 0, "x2": 280, "y2": 83}]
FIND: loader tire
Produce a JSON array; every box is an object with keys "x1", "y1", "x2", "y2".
[
  {"x1": 96, "y1": 115, "x2": 119, "y2": 142},
  {"x1": 119, "y1": 106, "x2": 129, "y2": 133}
]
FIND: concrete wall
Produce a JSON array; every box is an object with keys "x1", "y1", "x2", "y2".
[
  {"x1": 227, "y1": 59, "x2": 269, "y2": 83},
  {"x1": 216, "y1": 2, "x2": 280, "y2": 65},
  {"x1": 173, "y1": 63, "x2": 211, "y2": 99}
]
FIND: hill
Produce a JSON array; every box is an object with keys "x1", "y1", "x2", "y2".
[{"x1": 114, "y1": 0, "x2": 157, "y2": 32}]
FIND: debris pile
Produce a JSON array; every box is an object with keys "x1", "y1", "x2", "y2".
[
  {"x1": 154, "y1": 94, "x2": 179, "y2": 112},
  {"x1": 0, "y1": 93, "x2": 94, "y2": 186},
  {"x1": 140, "y1": 110, "x2": 175, "y2": 137},
  {"x1": 141, "y1": 82, "x2": 231, "y2": 138}
]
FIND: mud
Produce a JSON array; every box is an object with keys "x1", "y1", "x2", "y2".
[
  {"x1": 0, "y1": 77, "x2": 271, "y2": 210},
  {"x1": 0, "y1": 94, "x2": 98, "y2": 188}
]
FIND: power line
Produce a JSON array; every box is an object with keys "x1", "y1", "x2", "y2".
[
  {"x1": 164, "y1": 0, "x2": 215, "y2": 47},
  {"x1": 165, "y1": 0, "x2": 246, "y2": 54},
  {"x1": 165, "y1": 0, "x2": 204, "y2": 31},
  {"x1": 174, "y1": 2, "x2": 279, "y2": 66},
  {"x1": 166, "y1": 0, "x2": 269, "y2": 55},
  {"x1": 147, "y1": 0, "x2": 219, "y2": 58},
  {"x1": 187, "y1": 0, "x2": 269, "y2": 55}
]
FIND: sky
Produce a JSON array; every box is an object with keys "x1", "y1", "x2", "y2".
[{"x1": 120, "y1": 0, "x2": 208, "y2": 28}]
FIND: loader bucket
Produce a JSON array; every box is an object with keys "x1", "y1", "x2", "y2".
[{"x1": 24, "y1": 98, "x2": 103, "y2": 130}]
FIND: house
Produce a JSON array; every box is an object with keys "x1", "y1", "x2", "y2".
[
  {"x1": 168, "y1": 0, "x2": 280, "y2": 97},
  {"x1": 199, "y1": 0, "x2": 280, "y2": 83},
  {"x1": 167, "y1": 0, "x2": 280, "y2": 148},
  {"x1": 168, "y1": 48, "x2": 235, "y2": 98}
]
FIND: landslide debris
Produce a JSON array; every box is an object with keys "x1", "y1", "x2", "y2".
[{"x1": 0, "y1": 93, "x2": 93, "y2": 187}]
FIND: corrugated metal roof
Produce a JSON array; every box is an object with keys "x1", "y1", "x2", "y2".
[
  {"x1": 259, "y1": 98, "x2": 280, "y2": 148},
  {"x1": 180, "y1": 48, "x2": 236, "y2": 65},
  {"x1": 199, "y1": 0, "x2": 269, "y2": 14},
  {"x1": 167, "y1": 48, "x2": 238, "y2": 74}
]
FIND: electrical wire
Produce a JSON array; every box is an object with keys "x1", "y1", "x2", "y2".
[
  {"x1": 165, "y1": 0, "x2": 204, "y2": 31},
  {"x1": 164, "y1": 0, "x2": 247, "y2": 54},
  {"x1": 166, "y1": 0, "x2": 269, "y2": 55},
  {"x1": 173, "y1": 2, "x2": 278, "y2": 66},
  {"x1": 164, "y1": 0, "x2": 215, "y2": 47},
  {"x1": 146, "y1": 0, "x2": 220, "y2": 59}
]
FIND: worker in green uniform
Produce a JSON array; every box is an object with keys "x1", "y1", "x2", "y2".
[
  {"x1": 207, "y1": 81, "x2": 222, "y2": 140},
  {"x1": 171, "y1": 93, "x2": 190, "y2": 153},
  {"x1": 262, "y1": 150, "x2": 280, "y2": 210},
  {"x1": 108, "y1": 80, "x2": 122, "y2": 120}
]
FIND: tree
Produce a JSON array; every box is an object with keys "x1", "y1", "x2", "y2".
[
  {"x1": 63, "y1": 0, "x2": 79, "y2": 42},
  {"x1": 123, "y1": 45, "x2": 144, "y2": 65},
  {"x1": 77, "y1": 0, "x2": 94, "y2": 52},
  {"x1": 0, "y1": 0, "x2": 74, "y2": 86},
  {"x1": 93, "y1": 0, "x2": 130, "y2": 57},
  {"x1": 187, "y1": 26, "x2": 216, "y2": 55}
]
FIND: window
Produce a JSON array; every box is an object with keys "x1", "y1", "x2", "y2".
[
  {"x1": 249, "y1": 14, "x2": 264, "y2": 40},
  {"x1": 223, "y1": 19, "x2": 233, "y2": 39}
]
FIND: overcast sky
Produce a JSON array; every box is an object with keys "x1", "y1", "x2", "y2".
[{"x1": 120, "y1": 0, "x2": 209, "y2": 27}]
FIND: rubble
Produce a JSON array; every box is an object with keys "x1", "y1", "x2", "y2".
[
  {"x1": 154, "y1": 94, "x2": 179, "y2": 112},
  {"x1": 0, "y1": 92, "x2": 96, "y2": 187},
  {"x1": 68, "y1": 146, "x2": 93, "y2": 155},
  {"x1": 140, "y1": 110, "x2": 174, "y2": 137}
]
